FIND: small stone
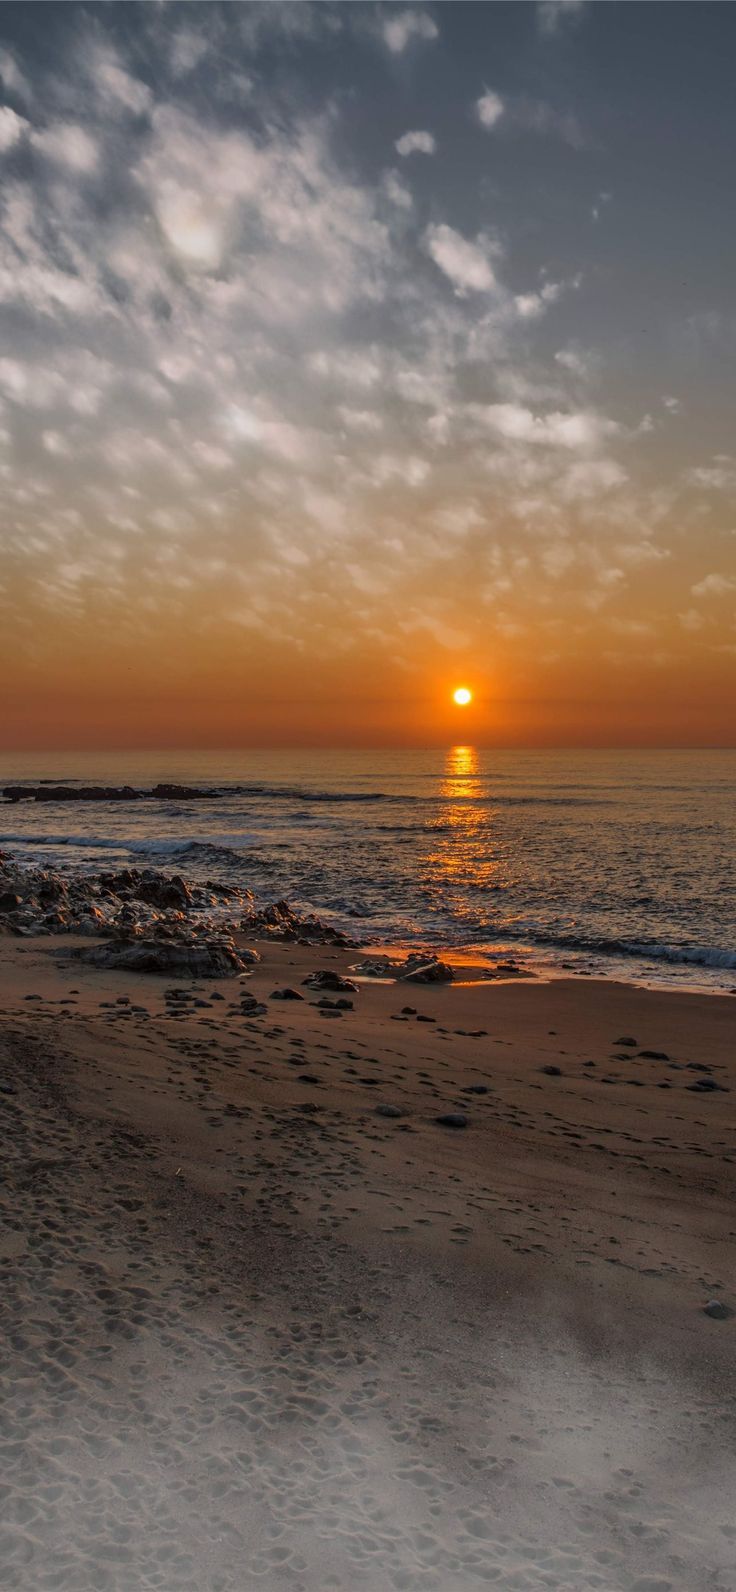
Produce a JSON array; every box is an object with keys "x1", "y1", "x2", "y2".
[
  {"x1": 435, "y1": 1113, "x2": 468, "y2": 1129},
  {"x1": 375, "y1": 1104, "x2": 404, "y2": 1119},
  {"x1": 703, "y1": 1299, "x2": 729, "y2": 1320},
  {"x1": 541, "y1": 1065, "x2": 562, "y2": 1076},
  {"x1": 270, "y1": 988, "x2": 304, "y2": 1001}
]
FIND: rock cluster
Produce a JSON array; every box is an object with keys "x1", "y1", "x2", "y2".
[
  {"x1": 0, "y1": 854, "x2": 355, "y2": 958},
  {"x1": 239, "y1": 899, "x2": 356, "y2": 948}
]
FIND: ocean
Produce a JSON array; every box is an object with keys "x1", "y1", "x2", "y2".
[{"x1": 1, "y1": 747, "x2": 734, "y2": 993}]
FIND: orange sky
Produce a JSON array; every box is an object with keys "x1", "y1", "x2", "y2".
[{"x1": 1, "y1": 2, "x2": 735, "y2": 750}]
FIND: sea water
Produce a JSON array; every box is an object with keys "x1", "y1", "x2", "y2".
[{"x1": 1, "y1": 747, "x2": 734, "y2": 993}]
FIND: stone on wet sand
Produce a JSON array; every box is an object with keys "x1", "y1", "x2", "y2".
[
  {"x1": 302, "y1": 970, "x2": 359, "y2": 993},
  {"x1": 703, "y1": 1299, "x2": 730, "y2": 1319}
]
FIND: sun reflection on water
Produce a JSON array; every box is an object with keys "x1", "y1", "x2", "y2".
[{"x1": 423, "y1": 746, "x2": 508, "y2": 923}]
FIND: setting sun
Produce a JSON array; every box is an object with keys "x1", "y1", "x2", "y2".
[{"x1": 452, "y1": 687, "x2": 473, "y2": 706}]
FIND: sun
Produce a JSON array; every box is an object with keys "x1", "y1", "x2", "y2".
[{"x1": 452, "y1": 686, "x2": 472, "y2": 706}]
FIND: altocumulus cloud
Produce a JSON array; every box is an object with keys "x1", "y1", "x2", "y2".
[{"x1": 0, "y1": 1, "x2": 721, "y2": 673}]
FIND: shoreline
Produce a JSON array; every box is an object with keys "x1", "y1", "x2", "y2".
[{"x1": 2, "y1": 846, "x2": 734, "y2": 1000}]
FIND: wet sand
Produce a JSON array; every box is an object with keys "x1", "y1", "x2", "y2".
[{"x1": 1, "y1": 934, "x2": 735, "y2": 1590}]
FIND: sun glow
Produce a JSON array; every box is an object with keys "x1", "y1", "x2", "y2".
[{"x1": 452, "y1": 687, "x2": 472, "y2": 706}]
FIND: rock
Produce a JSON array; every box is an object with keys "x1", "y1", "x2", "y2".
[
  {"x1": 615, "y1": 1037, "x2": 638, "y2": 1047},
  {"x1": 0, "y1": 892, "x2": 22, "y2": 913},
  {"x1": 353, "y1": 957, "x2": 397, "y2": 978},
  {"x1": 638, "y1": 1050, "x2": 670, "y2": 1061},
  {"x1": 399, "y1": 956, "x2": 454, "y2": 984},
  {"x1": 401, "y1": 1006, "x2": 417, "y2": 1016},
  {"x1": 135, "y1": 871, "x2": 193, "y2": 911},
  {"x1": 270, "y1": 988, "x2": 304, "y2": 1001},
  {"x1": 541, "y1": 1065, "x2": 562, "y2": 1076},
  {"x1": 302, "y1": 970, "x2": 359, "y2": 993},
  {"x1": 435, "y1": 1113, "x2": 468, "y2": 1129},
  {"x1": 703, "y1": 1299, "x2": 730, "y2": 1319},
  {"x1": 687, "y1": 1077, "x2": 727, "y2": 1092},
  {"x1": 73, "y1": 936, "x2": 248, "y2": 978},
  {"x1": 375, "y1": 1104, "x2": 404, "y2": 1118}
]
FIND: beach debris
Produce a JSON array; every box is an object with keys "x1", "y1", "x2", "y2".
[
  {"x1": 703, "y1": 1299, "x2": 730, "y2": 1319},
  {"x1": 302, "y1": 970, "x2": 359, "y2": 993},
  {"x1": 435, "y1": 1113, "x2": 468, "y2": 1129}
]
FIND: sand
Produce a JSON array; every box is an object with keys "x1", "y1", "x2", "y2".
[{"x1": 1, "y1": 933, "x2": 734, "y2": 1591}]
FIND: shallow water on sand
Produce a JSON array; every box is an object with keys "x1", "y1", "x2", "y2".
[{"x1": 1, "y1": 747, "x2": 734, "y2": 992}]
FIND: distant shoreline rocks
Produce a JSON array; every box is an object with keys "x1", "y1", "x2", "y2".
[{"x1": 2, "y1": 783, "x2": 224, "y2": 803}]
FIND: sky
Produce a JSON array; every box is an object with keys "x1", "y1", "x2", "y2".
[{"x1": 0, "y1": 0, "x2": 735, "y2": 750}]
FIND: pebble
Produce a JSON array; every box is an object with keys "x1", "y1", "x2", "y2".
[
  {"x1": 703, "y1": 1299, "x2": 729, "y2": 1319},
  {"x1": 435, "y1": 1113, "x2": 468, "y2": 1130}
]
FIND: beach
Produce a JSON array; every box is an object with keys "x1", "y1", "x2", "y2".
[{"x1": 2, "y1": 926, "x2": 734, "y2": 1591}]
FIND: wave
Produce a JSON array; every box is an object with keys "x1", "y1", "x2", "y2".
[{"x1": 485, "y1": 925, "x2": 736, "y2": 971}]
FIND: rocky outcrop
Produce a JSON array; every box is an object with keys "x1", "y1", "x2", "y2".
[
  {"x1": 73, "y1": 936, "x2": 249, "y2": 978},
  {"x1": 2, "y1": 784, "x2": 222, "y2": 803}
]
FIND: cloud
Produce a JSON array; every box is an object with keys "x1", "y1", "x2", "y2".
[
  {"x1": 382, "y1": 10, "x2": 438, "y2": 53},
  {"x1": 475, "y1": 90, "x2": 505, "y2": 129},
  {"x1": 424, "y1": 224, "x2": 497, "y2": 294},
  {"x1": 89, "y1": 50, "x2": 153, "y2": 116},
  {"x1": 691, "y1": 573, "x2": 736, "y2": 598},
  {"x1": 0, "y1": 105, "x2": 28, "y2": 152},
  {"x1": 395, "y1": 129, "x2": 436, "y2": 158},
  {"x1": 555, "y1": 348, "x2": 589, "y2": 378},
  {"x1": 470, "y1": 402, "x2": 618, "y2": 452},
  {"x1": 537, "y1": 1, "x2": 587, "y2": 37},
  {"x1": 382, "y1": 169, "x2": 413, "y2": 209},
  {"x1": 30, "y1": 124, "x2": 99, "y2": 173},
  {"x1": 510, "y1": 97, "x2": 586, "y2": 148}
]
